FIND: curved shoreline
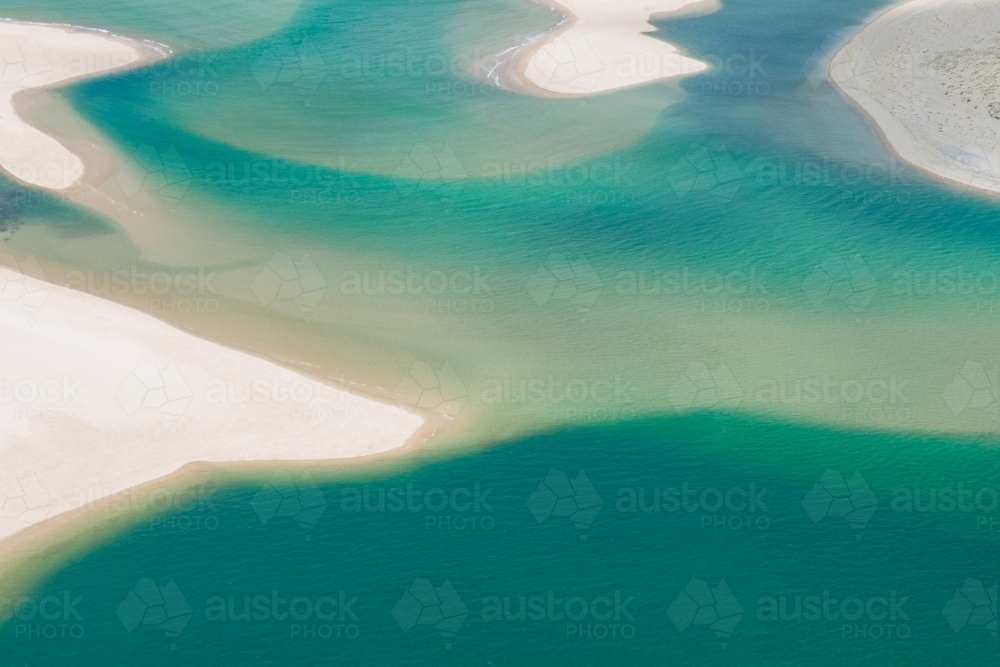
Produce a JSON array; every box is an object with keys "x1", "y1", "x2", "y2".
[
  {"x1": 0, "y1": 262, "x2": 427, "y2": 595},
  {"x1": 828, "y1": 0, "x2": 1000, "y2": 197},
  {"x1": 0, "y1": 19, "x2": 170, "y2": 190},
  {"x1": 503, "y1": 0, "x2": 717, "y2": 96},
  {"x1": 0, "y1": 20, "x2": 436, "y2": 589}
]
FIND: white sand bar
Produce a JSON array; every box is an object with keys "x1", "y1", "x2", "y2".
[
  {"x1": 0, "y1": 20, "x2": 150, "y2": 190},
  {"x1": 830, "y1": 0, "x2": 1000, "y2": 194},
  {"x1": 520, "y1": 0, "x2": 711, "y2": 96},
  {"x1": 0, "y1": 261, "x2": 423, "y2": 544}
]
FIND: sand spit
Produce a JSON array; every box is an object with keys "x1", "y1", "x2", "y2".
[
  {"x1": 829, "y1": 0, "x2": 1000, "y2": 195},
  {"x1": 512, "y1": 0, "x2": 713, "y2": 96},
  {"x1": 0, "y1": 262, "x2": 424, "y2": 546},
  {"x1": 0, "y1": 19, "x2": 167, "y2": 190}
]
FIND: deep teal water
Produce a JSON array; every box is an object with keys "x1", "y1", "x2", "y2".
[
  {"x1": 1, "y1": 0, "x2": 1000, "y2": 663},
  {"x1": 2, "y1": 416, "x2": 998, "y2": 664}
]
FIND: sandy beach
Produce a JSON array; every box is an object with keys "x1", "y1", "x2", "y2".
[
  {"x1": 513, "y1": 0, "x2": 713, "y2": 95},
  {"x1": 0, "y1": 19, "x2": 164, "y2": 190},
  {"x1": 0, "y1": 259, "x2": 423, "y2": 547},
  {"x1": 829, "y1": 0, "x2": 1000, "y2": 195},
  {"x1": 0, "y1": 20, "x2": 427, "y2": 580}
]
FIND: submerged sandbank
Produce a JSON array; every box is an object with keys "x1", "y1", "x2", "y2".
[
  {"x1": 0, "y1": 19, "x2": 166, "y2": 190},
  {"x1": 511, "y1": 0, "x2": 713, "y2": 96},
  {"x1": 0, "y1": 262, "x2": 423, "y2": 546},
  {"x1": 829, "y1": 0, "x2": 1000, "y2": 195}
]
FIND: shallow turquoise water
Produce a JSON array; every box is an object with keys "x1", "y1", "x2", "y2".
[
  {"x1": 2, "y1": 0, "x2": 1000, "y2": 662},
  {"x1": 22, "y1": 0, "x2": 1000, "y2": 436}
]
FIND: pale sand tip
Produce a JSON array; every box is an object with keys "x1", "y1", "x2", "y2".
[
  {"x1": 0, "y1": 20, "x2": 160, "y2": 190},
  {"x1": 0, "y1": 257, "x2": 424, "y2": 545},
  {"x1": 517, "y1": 0, "x2": 714, "y2": 96}
]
